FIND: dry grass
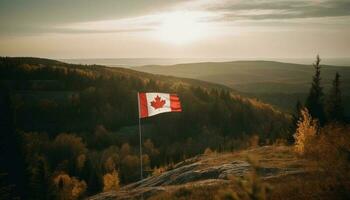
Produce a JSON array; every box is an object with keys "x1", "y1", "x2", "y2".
[
  {"x1": 268, "y1": 123, "x2": 350, "y2": 200},
  {"x1": 149, "y1": 145, "x2": 306, "y2": 200},
  {"x1": 149, "y1": 172, "x2": 269, "y2": 200},
  {"x1": 126, "y1": 132, "x2": 350, "y2": 200}
]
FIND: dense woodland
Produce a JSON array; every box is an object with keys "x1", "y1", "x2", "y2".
[
  {"x1": 0, "y1": 57, "x2": 292, "y2": 199},
  {"x1": 0, "y1": 56, "x2": 348, "y2": 199}
]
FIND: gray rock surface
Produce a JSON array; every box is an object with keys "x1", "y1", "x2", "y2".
[
  {"x1": 87, "y1": 159, "x2": 251, "y2": 200},
  {"x1": 86, "y1": 146, "x2": 306, "y2": 200}
]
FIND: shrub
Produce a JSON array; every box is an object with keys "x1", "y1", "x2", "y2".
[
  {"x1": 293, "y1": 108, "x2": 318, "y2": 155},
  {"x1": 272, "y1": 123, "x2": 350, "y2": 199},
  {"x1": 305, "y1": 123, "x2": 350, "y2": 196}
]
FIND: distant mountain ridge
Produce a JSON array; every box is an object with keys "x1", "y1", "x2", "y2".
[
  {"x1": 134, "y1": 60, "x2": 350, "y2": 115},
  {"x1": 61, "y1": 57, "x2": 350, "y2": 67},
  {"x1": 134, "y1": 60, "x2": 350, "y2": 93}
]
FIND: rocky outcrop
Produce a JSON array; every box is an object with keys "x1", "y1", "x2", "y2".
[
  {"x1": 88, "y1": 160, "x2": 251, "y2": 200},
  {"x1": 87, "y1": 146, "x2": 307, "y2": 200},
  {"x1": 125, "y1": 160, "x2": 250, "y2": 189}
]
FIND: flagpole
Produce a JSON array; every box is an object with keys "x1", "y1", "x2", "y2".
[{"x1": 137, "y1": 92, "x2": 143, "y2": 181}]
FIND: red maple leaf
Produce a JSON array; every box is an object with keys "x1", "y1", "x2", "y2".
[{"x1": 150, "y1": 95, "x2": 166, "y2": 109}]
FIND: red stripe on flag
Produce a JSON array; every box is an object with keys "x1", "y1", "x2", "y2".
[
  {"x1": 170, "y1": 94, "x2": 182, "y2": 112},
  {"x1": 139, "y1": 93, "x2": 148, "y2": 118}
]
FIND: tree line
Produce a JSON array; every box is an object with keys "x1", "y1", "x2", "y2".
[
  {"x1": 0, "y1": 57, "x2": 291, "y2": 199},
  {"x1": 295, "y1": 55, "x2": 345, "y2": 127},
  {"x1": 292, "y1": 56, "x2": 350, "y2": 198}
]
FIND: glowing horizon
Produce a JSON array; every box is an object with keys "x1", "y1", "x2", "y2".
[{"x1": 1, "y1": 0, "x2": 349, "y2": 59}]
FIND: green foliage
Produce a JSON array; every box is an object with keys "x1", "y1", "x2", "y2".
[
  {"x1": 325, "y1": 72, "x2": 344, "y2": 122},
  {"x1": 305, "y1": 55, "x2": 326, "y2": 124}
]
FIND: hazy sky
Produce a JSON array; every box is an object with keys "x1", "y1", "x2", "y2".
[{"x1": 0, "y1": 0, "x2": 349, "y2": 59}]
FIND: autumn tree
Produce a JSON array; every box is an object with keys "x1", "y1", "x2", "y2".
[
  {"x1": 120, "y1": 155, "x2": 139, "y2": 183},
  {"x1": 325, "y1": 72, "x2": 344, "y2": 123},
  {"x1": 290, "y1": 100, "x2": 303, "y2": 143},
  {"x1": 101, "y1": 145, "x2": 119, "y2": 174},
  {"x1": 103, "y1": 170, "x2": 120, "y2": 192},
  {"x1": 53, "y1": 172, "x2": 87, "y2": 200},
  {"x1": 48, "y1": 133, "x2": 87, "y2": 174},
  {"x1": 305, "y1": 55, "x2": 325, "y2": 125},
  {"x1": 293, "y1": 108, "x2": 318, "y2": 155},
  {"x1": 0, "y1": 57, "x2": 295, "y2": 197}
]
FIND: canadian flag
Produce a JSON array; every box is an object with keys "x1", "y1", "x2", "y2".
[{"x1": 138, "y1": 92, "x2": 182, "y2": 118}]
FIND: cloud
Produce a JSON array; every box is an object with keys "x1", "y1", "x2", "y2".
[
  {"x1": 1, "y1": 0, "x2": 350, "y2": 36},
  {"x1": 50, "y1": 28, "x2": 153, "y2": 34},
  {"x1": 0, "y1": 0, "x2": 185, "y2": 35},
  {"x1": 197, "y1": 0, "x2": 350, "y2": 21}
]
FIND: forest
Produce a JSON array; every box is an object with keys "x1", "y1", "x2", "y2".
[{"x1": 0, "y1": 57, "x2": 292, "y2": 199}]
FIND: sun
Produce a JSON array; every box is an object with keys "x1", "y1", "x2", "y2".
[{"x1": 155, "y1": 11, "x2": 207, "y2": 45}]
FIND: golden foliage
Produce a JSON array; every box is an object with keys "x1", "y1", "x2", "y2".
[
  {"x1": 103, "y1": 170, "x2": 120, "y2": 192},
  {"x1": 270, "y1": 124, "x2": 350, "y2": 199},
  {"x1": 104, "y1": 157, "x2": 116, "y2": 173},
  {"x1": 53, "y1": 172, "x2": 87, "y2": 200},
  {"x1": 53, "y1": 133, "x2": 87, "y2": 156},
  {"x1": 306, "y1": 124, "x2": 350, "y2": 191},
  {"x1": 293, "y1": 108, "x2": 318, "y2": 155},
  {"x1": 71, "y1": 178, "x2": 87, "y2": 199}
]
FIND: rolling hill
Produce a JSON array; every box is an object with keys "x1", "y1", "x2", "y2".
[
  {"x1": 134, "y1": 61, "x2": 350, "y2": 114},
  {"x1": 0, "y1": 57, "x2": 292, "y2": 199}
]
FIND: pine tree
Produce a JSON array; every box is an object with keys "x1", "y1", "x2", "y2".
[
  {"x1": 305, "y1": 55, "x2": 325, "y2": 125},
  {"x1": 325, "y1": 72, "x2": 344, "y2": 122},
  {"x1": 293, "y1": 100, "x2": 303, "y2": 124}
]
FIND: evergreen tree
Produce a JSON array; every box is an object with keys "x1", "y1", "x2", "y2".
[
  {"x1": 305, "y1": 55, "x2": 325, "y2": 125},
  {"x1": 325, "y1": 72, "x2": 344, "y2": 122},
  {"x1": 293, "y1": 100, "x2": 303, "y2": 124}
]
